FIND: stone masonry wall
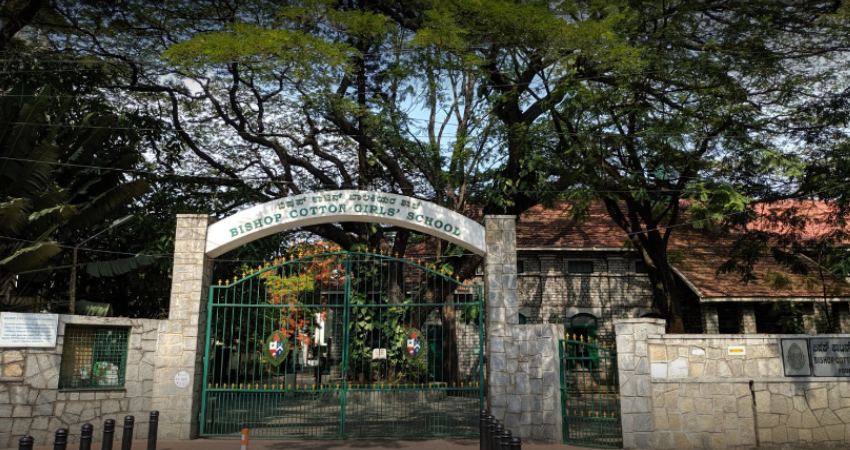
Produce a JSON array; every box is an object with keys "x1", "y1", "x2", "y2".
[
  {"x1": 617, "y1": 320, "x2": 850, "y2": 449},
  {"x1": 0, "y1": 315, "x2": 161, "y2": 449},
  {"x1": 517, "y1": 252, "x2": 653, "y2": 335}
]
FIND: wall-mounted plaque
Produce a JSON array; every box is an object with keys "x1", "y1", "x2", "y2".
[
  {"x1": 727, "y1": 345, "x2": 746, "y2": 356},
  {"x1": 0, "y1": 312, "x2": 59, "y2": 347},
  {"x1": 780, "y1": 338, "x2": 811, "y2": 376},
  {"x1": 809, "y1": 338, "x2": 850, "y2": 377},
  {"x1": 174, "y1": 370, "x2": 191, "y2": 389}
]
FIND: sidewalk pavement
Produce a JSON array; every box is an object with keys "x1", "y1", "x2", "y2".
[
  {"x1": 24, "y1": 438, "x2": 582, "y2": 450},
  {"x1": 153, "y1": 438, "x2": 580, "y2": 450}
]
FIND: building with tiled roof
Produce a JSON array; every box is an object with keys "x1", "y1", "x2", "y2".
[{"x1": 512, "y1": 200, "x2": 850, "y2": 337}]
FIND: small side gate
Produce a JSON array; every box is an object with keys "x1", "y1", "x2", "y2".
[
  {"x1": 558, "y1": 337, "x2": 622, "y2": 448},
  {"x1": 199, "y1": 251, "x2": 484, "y2": 439}
]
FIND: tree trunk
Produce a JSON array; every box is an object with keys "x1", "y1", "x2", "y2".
[{"x1": 641, "y1": 241, "x2": 686, "y2": 333}]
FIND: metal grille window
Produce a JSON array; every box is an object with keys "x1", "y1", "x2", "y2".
[
  {"x1": 566, "y1": 260, "x2": 594, "y2": 274},
  {"x1": 59, "y1": 326, "x2": 129, "y2": 390}
]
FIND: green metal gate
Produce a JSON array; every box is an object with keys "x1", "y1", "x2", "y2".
[
  {"x1": 558, "y1": 337, "x2": 622, "y2": 448},
  {"x1": 199, "y1": 251, "x2": 484, "y2": 439}
]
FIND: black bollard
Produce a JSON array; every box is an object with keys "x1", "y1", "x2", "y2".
[
  {"x1": 79, "y1": 423, "x2": 93, "y2": 450},
  {"x1": 147, "y1": 411, "x2": 159, "y2": 450},
  {"x1": 19, "y1": 436, "x2": 34, "y2": 450},
  {"x1": 485, "y1": 417, "x2": 496, "y2": 450},
  {"x1": 54, "y1": 429, "x2": 69, "y2": 450},
  {"x1": 499, "y1": 430, "x2": 512, "y2": 450},
  {"x1": 121, "y1": 416, "x2": 134, "y2": 450},
  {"x1": 492, "y1": 422, "x2": 503, "y2": 450},
  {"x1": 102, "y1": 419, "x2": 115, "y2": 450},
  {"x1": 509, "y1": 436, "x2": 521, "y2": 450},
  {"x1": 479, "y1": 411, "x2": 488, "y2": 450}
]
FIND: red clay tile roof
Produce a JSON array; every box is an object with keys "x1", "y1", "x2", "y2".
[
  {"x1": 669, "y1": 227, "x2": 848, "y2": 299},
  {"x1": 749, "y1": 200, "x2": 846, "y2": 241},
  {"x1": 514, "y1": 200, "x2": 850, "y2": 300},
  {"x1": 517, "y1": 201, "x2": 627, "y2": 249}
]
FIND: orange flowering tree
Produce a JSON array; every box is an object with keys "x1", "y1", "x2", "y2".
[{"x1": 254, "y1": 242, "x2": 342, "y2": 366}]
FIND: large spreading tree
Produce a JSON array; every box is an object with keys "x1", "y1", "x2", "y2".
[{"x1": 8, "y1": 1, "x2": 850, "y2": 329}]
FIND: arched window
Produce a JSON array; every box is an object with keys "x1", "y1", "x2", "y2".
[{"x1": 567, "y1": 313, "x2": 598, "y2": 340}]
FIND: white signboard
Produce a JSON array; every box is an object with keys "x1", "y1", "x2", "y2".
[
  {"x1": 0, "y1": 312, "x2": 59, "y2": 348},
  {"x1": 205, "y1": 190, "x2": 487, "y2": 257},
  {"x1": 372, "y1": 348, "x2": 387, "y2": 360}
]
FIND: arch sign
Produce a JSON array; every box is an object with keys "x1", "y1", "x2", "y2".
[{"x1": 205, "y1": 190, "x2": 486, "y2": 257}]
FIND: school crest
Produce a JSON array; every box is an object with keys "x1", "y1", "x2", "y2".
[
  {"x1": 406, "y1": 330, "x2": 422, "y2": 357},
  {"x1": 265, "y1": 330, "x2": 290, "y2": 366}
]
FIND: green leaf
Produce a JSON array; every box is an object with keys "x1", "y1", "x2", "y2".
[
  {"x1": 28, "y1": 204, "x2": 77, "y2": 228},
  {"x1": 85, "y1": 254, "x2": 158, "y2": 278},
  {"x1": 0, "y1": 198, "x2": 31, "y2": 234},
  {"x1": 0, "y1": 242, "x2": 61, "y2": 273},
  {"x1": 66, "y1": 180, "x2": 148, "y2": 229},
  {"x1": 162, "y1": 23, "x2": 351, "y2": 72}
]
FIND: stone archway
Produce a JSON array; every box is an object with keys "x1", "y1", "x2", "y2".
[{"x1": 149, "y1": 192, "x2": 523, "y2": 440}]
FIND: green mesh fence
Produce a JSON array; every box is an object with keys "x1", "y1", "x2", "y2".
[
  {"x1": 59, "y1": 326, "x2": 129, "y2": 389},
  {"x1": 200, "y1": 251, "x2": 484, "y2": 439},
  {"x1": 559, "y1": 338, "x2": 623, "y2": 448}
]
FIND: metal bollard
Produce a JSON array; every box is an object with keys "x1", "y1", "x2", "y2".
[
  {"x1": 509, "y1": 436, "x2": 521, "y2": 449},
  {"x1": 102, "y1": 419, "x2": 115, "y2": 450},
  {"x1": 479, "y1": 410, "x2": 487, "y2": 450},
  {"x1": 499, "y1": 430, "x2": 512, "y2": 450},
  {"x1": 121, "y1": 416, "x2": 134, "y2": 450},
  {"x1": 54, "y1": 429, "x2": 69, "y2": 450},
  {"x1": 492, "y1": 422, "x2": 503, "y2": 450},
  {"x1": 485, "y1": 417, "x2": 496, "y2": 450},
  {"x1": 18, "y1": 436, "x2": 34, "y2": 450},
  {"x1": 147, "y1": 411, "x2": 159, "y2": 450},
  {"x1": 79, "y1": 423, "x2": 93, "y2": 450}
]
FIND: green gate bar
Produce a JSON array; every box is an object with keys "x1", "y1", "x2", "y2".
[
  {"x1": 559, "y1": 338, "x2": 623, "y2": 448},
  {"x1": 199, "y1": 251, "x2": 484, "y2": 439}
]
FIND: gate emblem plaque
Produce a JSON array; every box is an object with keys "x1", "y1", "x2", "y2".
[
  {"x1": 406, "y1": 330, "x2": 422, "y2": 357},
  {"x1": 266, "y1": 330, "x2": 290, "y2": 366}
]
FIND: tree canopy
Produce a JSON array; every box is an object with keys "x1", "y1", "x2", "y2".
[{"x1": 2, "y1": 1, "x2": 849, "y2": 325}]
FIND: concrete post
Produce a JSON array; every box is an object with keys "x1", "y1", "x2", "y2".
[
  {"x1": 701, "y1": 304, "x2": 719, "y2": 334},
  {"x1": 151, "y1": 214, "x2": 212, "y2": 439},
  {"x1": 614, "y1": 318, "x2": 665, "y2": 449},
  {"x1": 740, "y1": 304, "x2": 757, "y2": 334}
]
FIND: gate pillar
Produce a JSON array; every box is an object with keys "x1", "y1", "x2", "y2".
[
  {"x1": 152, "y1": 214, "x2": 213, "y2": 439},
  {"x1": 614, "y1": 318, "x2": 665, "y2": 449},
  {"x1": 484, "y1": 216, "x2": 518, "y2": 422}
]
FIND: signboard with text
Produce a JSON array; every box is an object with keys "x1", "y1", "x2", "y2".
[
  {"x1": 0, "y1": 312, "x2": 59, "y2": 348},
  {"x1": 810, "y1": 338, "x2": 850, "y2": 377},
  {"x1": 780, "y1": 337, "x2": 850, "y2": 377},
  {"x1": 205, "y1": 190, "x2": 487, "y2": 258}
]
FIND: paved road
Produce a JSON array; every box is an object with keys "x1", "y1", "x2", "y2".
[{"x1": 23, "y1": 438, "x2": 583, "y2": 450}]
